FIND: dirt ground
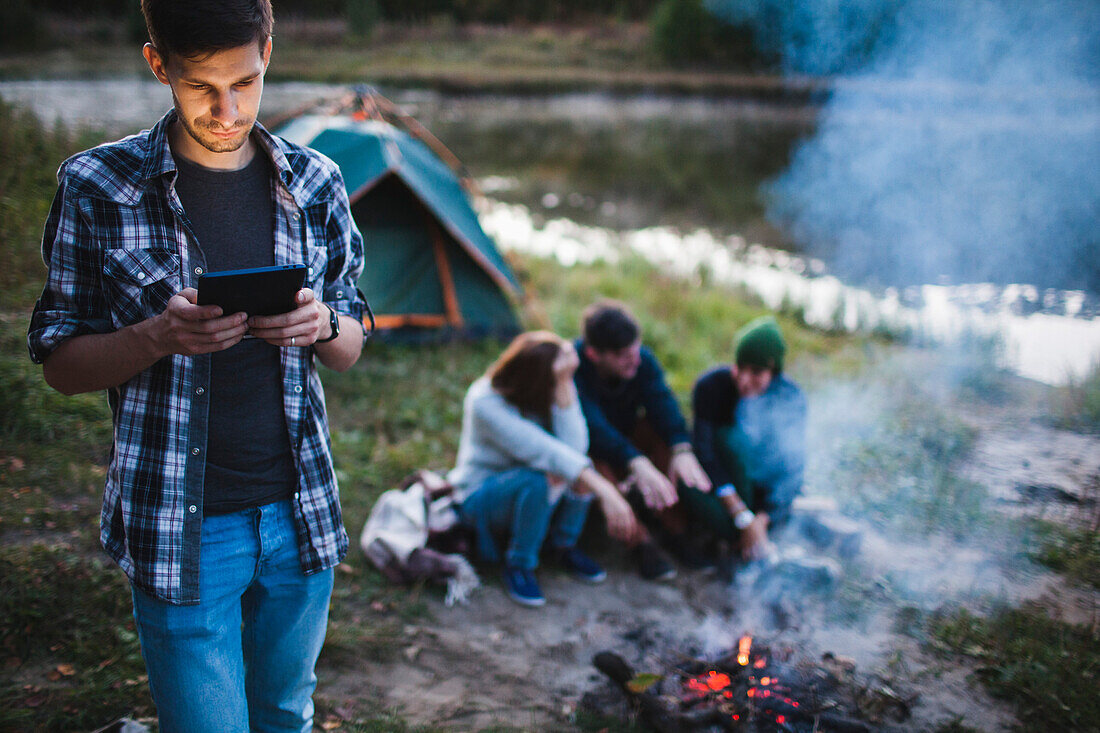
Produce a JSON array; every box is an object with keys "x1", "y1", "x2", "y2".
[{"x1": 315, "y1": 406, "x2": 1100, "y2": 732}]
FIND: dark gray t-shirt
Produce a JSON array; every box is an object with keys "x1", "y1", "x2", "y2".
[{"x1": 174, "y1": 151, "x2": 296, "y2": 515}]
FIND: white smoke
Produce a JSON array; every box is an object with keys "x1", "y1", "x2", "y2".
[{"x1": 707, "y1": 0, "x2": 1100, "y2": 293}]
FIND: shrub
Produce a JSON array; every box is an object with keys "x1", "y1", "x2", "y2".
[
  {"x1": 346, "y1": 0, "x2": 382, "y2": 39},
  {"x1": 649, "y1": 0, "x2": 711, "y2": 64}
]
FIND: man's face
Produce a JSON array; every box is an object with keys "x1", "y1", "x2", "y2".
[
  {"x1": 143, "y1": 39, "x2": 271, "y2": 167},
  {"x1": 735, "y1": 364, "x2": 773, "y2": 398},
  {"x1": 587, "y1": 339, "x2": 642, "y2": 381}
]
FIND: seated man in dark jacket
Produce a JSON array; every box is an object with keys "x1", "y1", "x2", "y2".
[
  {"x1": 690, "y1": 316, "x2": 807, "y2": 561},
  {"x1": 574, "y1": 300, "x2": 713, "y2": 579}
]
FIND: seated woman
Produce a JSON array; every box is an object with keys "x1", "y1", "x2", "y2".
[
  {"x1": 688, "y1": 316, "x2": 807, "y2": 562},
  {"x1": 448, "y1": 331, "x2": 638, "y2": 607}
]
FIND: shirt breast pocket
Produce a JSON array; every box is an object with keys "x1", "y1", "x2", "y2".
[{"x1": 102, "y1": 248, "x2": 180, "y2": 328}]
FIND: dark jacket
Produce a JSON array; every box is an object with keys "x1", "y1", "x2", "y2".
[{"x1": 573, "y1": 339, "x2": 691, "y2": 472}]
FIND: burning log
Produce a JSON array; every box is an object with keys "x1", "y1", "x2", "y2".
[
  {"x1": 592, "y1": 651, "x2": 700, "y2": 733},
  {"x1": 589, "y1": 635, "x2": 895, "y2": 732}
]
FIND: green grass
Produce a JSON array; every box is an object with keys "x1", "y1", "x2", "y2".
[
  {"x1": 0, "y1": 545, "x2": 154, "y2": 732},
  {"x1": 0, "y1": 99, "x2": 102, "y2": 311},
  {"x1": 928, "y1": 605, "x2": 1100, "y2": 732},
  {"x1": 1051, "y1": 361, "x2": 1100, "y2": 433},
  {"x1": 1030, "y1": 521, "x2": 1100, "y2": 590},
  {"x1": 809, "y1": 357, "x2": 999, "y2": 541}
]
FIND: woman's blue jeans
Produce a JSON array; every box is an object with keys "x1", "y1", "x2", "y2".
[
  {"x1": 457, "y1": 467, "x2": 592, "y2": 570},
  {"x1": 130, "y1": 499, "x2": 334, "y2": 733}
]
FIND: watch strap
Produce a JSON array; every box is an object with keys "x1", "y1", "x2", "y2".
[{"x1": 315, "y1": 304, "x2": 340, "y2": 343}]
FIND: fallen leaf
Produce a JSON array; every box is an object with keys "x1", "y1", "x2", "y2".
[
  {"x1": 320, "y1": 717, "x2": 342, "y2": 730},
  {"x1": 337, "y1": 563, "x2": 355, "y2": 575},
  {"x1": 57, "y1": 663, "x2": 76, "y2": 677},
  {"x1": 24, "y1": 693, "x2": 47, "y2": 708},
  {"x1": 626, "y1": 673, "x2": 663, "y2": 694},
  {"x1": 10, "y1": 458, "x2": 25, "y2": 471},
  {"x1": 369, "y1": 601, "x2": 386, "y2": 612},
  {"x1": 47, "y1": 670, "x2": 61, "y2": 682}
]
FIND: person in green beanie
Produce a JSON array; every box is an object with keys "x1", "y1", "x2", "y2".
[{"x1": 686, "y1": 316, "x2": 807, "y2": 561}]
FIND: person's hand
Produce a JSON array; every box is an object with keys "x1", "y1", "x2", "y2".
[
  {"x1": 148, "y1": 287, "x2": 249, "y2": 356},
  {"x1": 738, "y1": 513, "x2": 772, "y2": 560},
  {"x1": 628, "y1": 455, "x2": 678, "y2": 510},
  {"x1": 246, "y1": 288, "x2": 330, "y2": 347},
  {"x1": 668, "y1": 448, "x2": 712, "y2": 493},
  {"x1": 600, "y1": 485, "x2": 640, "y2": 542},
  {"x1": 575, "y1": 467, "x2": 640, "y2": 543}
]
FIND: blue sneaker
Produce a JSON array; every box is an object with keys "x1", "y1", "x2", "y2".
[
  {"x1": 555, "y1": 547, "x2": 607, "y2": 583},
  {"x1": 503, "y1": 566, "x2": 545, "y2": 607}
]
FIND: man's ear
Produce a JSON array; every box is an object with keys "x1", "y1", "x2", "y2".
[
  {"x1": 583, "y1": 344, "x2": 600, "y2": 363},
  {"x1": 261, "y1": 36, "x2": 272, "y2": 70},
  {"x1": 143, "y1": 43, "x2": 170, "y2": 85}
]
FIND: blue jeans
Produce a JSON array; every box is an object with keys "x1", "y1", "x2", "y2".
[
  {"x1": 457, "y1": 467, "x2": 592, "y2": 570},
  {"x1": 130, "y1": 500, "x2": 334, "y2": 733}
]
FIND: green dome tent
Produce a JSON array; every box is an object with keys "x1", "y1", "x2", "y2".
[{"x1": 276, "y1": 109, "x2": 522, "y2": 340}]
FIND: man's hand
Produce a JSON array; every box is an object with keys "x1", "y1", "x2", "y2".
[
  {"x1": 738, "y1": 513, "x2": 772, "y2": 560},
  {"x1": 148, "y1": 287, "x2": 249, "y2": 356},
  {"x1": 668, "y1": 447, "x2": 712, "y2": 493},
  {"x1": 42, "y1": 287, "x2": 249, "y2": 395},
  {"x1": 576, "y1": 467, "x2": 640, "y2": 543},
  {"x1": 246, "y1": 288, "x2": 329, "y2": 347},
  {"x1": 628, "y1": 455, "x2": 678, "y2": 510}
]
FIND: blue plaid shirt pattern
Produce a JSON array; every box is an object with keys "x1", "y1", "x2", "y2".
[{"x1": 28, "y1": 110, "x2": 367, "y2": 604}]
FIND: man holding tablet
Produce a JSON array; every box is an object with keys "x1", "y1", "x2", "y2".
[{"x1": 26, "y1": 1, "x2": 367, "y2": 730}]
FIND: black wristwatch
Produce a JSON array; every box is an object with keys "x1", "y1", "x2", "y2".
[{"x1": 316, "y1": 304, "x2": 340, "y2": 343}]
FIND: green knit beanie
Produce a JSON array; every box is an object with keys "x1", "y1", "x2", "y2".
[{"x1": 734, "y1": 316, "x2": 786, "y2": 373}]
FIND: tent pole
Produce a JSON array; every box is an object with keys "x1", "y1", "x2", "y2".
[{"x1": 430, "y1": 220, "x2": 464, "y2": 329}]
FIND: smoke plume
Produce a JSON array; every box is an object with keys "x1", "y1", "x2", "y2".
[{"x1": 708, "y1": 0, "x2": 1100, "y2": 293}]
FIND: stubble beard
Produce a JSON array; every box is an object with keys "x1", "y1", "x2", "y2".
[{"x1": 173, "y1": 94, "x2": 255, "y2": 154}]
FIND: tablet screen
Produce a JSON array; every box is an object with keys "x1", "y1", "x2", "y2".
[{"x1": 197, "y1": 264, "x2": 307, "y2": 317}]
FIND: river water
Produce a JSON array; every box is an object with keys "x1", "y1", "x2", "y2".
[{"x1": 3, "y1": 79, "x2": 1097, "y2": 385}]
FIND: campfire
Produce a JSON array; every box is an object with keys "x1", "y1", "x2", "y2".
[{"x1": 587, "y1": 634, "x2": 913, "y2": 732}]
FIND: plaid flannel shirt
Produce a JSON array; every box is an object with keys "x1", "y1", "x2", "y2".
[{"x1": 27, "y1": 109, "x2": 367, "y2": 604}]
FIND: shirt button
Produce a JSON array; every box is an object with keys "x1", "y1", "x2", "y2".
[
  {"x1": 136, "y1": 272, "x2": 146, "y2": 281},
  {"x1": 194, "y1": 267, "x2": 204, "y2": 276},
  {"x1": 195, "y1": 386, "x2": 205, "y2": 396},
  {"x1": 293, "y1": 385, "x2": 303, "y2": 394},
  {"x1": 191, "y1": 447, "x2": 201, "y2": 456},
  {"x1": 188, "y1": 505, "x2": 197, "y2": 514},
  {"x1": 307, "y1": 267, "x2": 315, "y2": 277},
  {"x1": 292, "y1": 212, "x2": 301, "y2": 221}
]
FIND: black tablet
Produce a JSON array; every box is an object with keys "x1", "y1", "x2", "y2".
[{"x1": 197, "y1": 264, "x2": 307, "y2": 317}]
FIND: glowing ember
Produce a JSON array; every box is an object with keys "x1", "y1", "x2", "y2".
[
  {"x1": 737, "y1": 634, "x2": 752, "y2": 666},
  {"x1": 706, "y1": 671, "x2": 731, "y2": 691}
]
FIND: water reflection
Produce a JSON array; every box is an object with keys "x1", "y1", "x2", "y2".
[{"x1": 1, "y1": 79, "x2": 1095, "y2": 382}]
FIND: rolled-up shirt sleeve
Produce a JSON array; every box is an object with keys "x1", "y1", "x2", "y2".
[
  {"x1": 319, "y1": 165, "x2": 368, "y2": 332},
  {"x1": 28, "y1": 171, "x2": 114, "y2": 364}
]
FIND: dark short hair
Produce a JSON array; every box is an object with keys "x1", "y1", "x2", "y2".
[
  {"x1": 141, "y1": 0, "x2": 273, "y2": 61},
  {"x1": 582, "y1": 299, "x2": 640, "y2": 352}
]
